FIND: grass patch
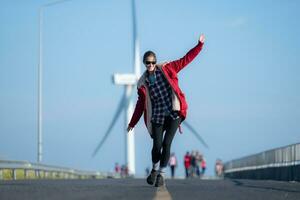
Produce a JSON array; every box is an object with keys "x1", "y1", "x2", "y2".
[{"x1": 0, "y1": 169, "x2": 106, "y2": 181}]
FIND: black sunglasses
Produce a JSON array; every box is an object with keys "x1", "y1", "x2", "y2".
[{"x1": 145, "y1": 61, "x2": 156, "y2": 65}]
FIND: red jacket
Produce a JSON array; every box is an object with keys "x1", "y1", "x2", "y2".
[
  {"x1": 184, "y1": 155, "x2": 191, "y2": 168},
  {"x1": 129, "y1": 41, "x2": 204, "y2": 136}
]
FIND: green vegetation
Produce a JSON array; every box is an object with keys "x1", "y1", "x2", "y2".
[{"x1": 0, "y1": 169, "x2": 106, "y2": 181}]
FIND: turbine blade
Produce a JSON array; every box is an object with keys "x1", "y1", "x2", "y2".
[
  {"x1": 92, "y1": 95, "x2": 126, "y2": 157},
  {"x1": 132, "y1": 0, "x2": 141, "y2": 78},
  {"x1": 182, "y1": 120, "x2": 209, "y2": 149},
  {"x1": 134, "y1": 40, "x2": 141, "y2": 78}
]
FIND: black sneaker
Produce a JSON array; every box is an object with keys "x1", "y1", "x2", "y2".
[
  {"x1": 154, "y1": 174, "x2": 165, "y2": 187},
  {"x1": 146, "y1": 169, "x2": 158, "y2": 185}
]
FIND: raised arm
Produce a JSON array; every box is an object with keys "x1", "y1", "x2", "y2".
[
  {"x1": 166, "y1": 34, "x2": 205, "y2": 73},
  {"x1": 127, "y1": 88, "x2": 145, "y2": 132}
]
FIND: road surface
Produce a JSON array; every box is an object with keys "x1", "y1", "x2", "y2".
[{"x1": 0, "y1": 178, "x2": 300, "y2": 200}]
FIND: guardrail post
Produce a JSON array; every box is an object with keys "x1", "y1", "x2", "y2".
[
  {"x1": 13, "y1": 169, "x2": 17, "y2": 180},
  {"x1": 35, "y1": 170, "x2": 39, "y2": 179},
  {"x1": 24, "y1": 169, "x2": 28, "y2": 179},
  {"x1": 44, "y1": 171, "x2": 46, "y2": 179}
]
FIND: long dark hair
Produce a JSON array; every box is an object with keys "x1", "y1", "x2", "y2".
[{"x1": 143, "y1": 51, "x2": 156, "y2": 63}]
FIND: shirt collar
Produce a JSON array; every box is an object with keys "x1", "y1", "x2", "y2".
[{"x1": 145, "y1": 67, "x2": 158, "y2": 83}]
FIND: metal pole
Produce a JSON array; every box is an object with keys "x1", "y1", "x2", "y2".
[
  {"x1": 37, "y1": 0, "x2": 75, "y2": 163},
  {"x1": 38, "y1": 7, "x2": 43, "y2": 163}
]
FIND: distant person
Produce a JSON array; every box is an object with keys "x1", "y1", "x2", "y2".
[
  {"x1": 114, "y1": 163, "x2": 121, "y2": 175},
  {"x1": 120, "y1": 165, "x2": 126, "y2": 178},
  {"x1": 201, "y1": 157, "x2": 207, "y2": 177},
  {"x1": 168, "y1": 153, "x2": 177, "y2": 179},
  {"x1": 125, "y1": 165, "x2": 129, "y2": 177},
  {"x1": 127, "y1": 35, "x2": 205, "y2": 187},
  {"x1": 215, "y1": 159, "x2": 224, "y2": 177},
  {"x1": 195, "y1": 151, "x2": 202, "y2": 177},
  {"x1": 190, "y1": 151, "x2": 197, "y2": 177},
  {"x1": 184, "y1": 151, "x2": 192, "y2": 178}
]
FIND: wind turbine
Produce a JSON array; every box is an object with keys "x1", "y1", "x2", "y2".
[
  {"x1": 92, "y1": 0, "x2": 140, "y2": 175},
  {"x1": 92, "y1": 0, "x2": 209, "y2": 176}
]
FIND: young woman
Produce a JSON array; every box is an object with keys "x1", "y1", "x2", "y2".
[{"x1": 127, "y1": 34, "x2": 205, "y2": 187}]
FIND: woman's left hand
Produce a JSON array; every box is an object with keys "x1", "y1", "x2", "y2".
[{"x1": 199, "y1": 34, "x2": 205, "y2": 43}]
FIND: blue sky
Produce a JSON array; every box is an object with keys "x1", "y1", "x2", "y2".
[{"x1": 0, "y1": 0, "x2": 299, "y2": 177}]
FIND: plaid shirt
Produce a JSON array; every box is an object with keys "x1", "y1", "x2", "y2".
[{"x1": 146, "y1": 69, "x2": 179, "y2": 124}]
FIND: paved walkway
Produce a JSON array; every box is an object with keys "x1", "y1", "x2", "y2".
[{"x1": 0, "y1": 178, "x2": 300, "y2": 200}]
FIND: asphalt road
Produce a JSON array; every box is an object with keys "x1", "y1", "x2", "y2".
[{"x1": 0, "y1": 178, "x2": 300, "y2": 200}]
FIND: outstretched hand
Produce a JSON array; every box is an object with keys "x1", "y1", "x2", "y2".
[
  {"x1": 127, "y1": 125, "x2": 133, "y2": 132},
  {"x1": 199, "y1": 34, "x2": 205, "y2": 43}
]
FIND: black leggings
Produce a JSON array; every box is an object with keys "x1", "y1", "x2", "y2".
[{"x1": 151, "y1": 116, "x2": 181, "y2": 168}]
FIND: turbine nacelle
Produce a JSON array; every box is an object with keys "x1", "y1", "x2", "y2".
[{"x1": 113, "y1": 73, "x2": 139, "y2": 85}]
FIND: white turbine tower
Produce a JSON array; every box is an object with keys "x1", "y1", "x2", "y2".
[{"x1": 92, "y1": 0, "x2": 140, "y2": 175}]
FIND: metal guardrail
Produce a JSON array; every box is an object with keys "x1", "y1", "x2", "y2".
[
  {"x1": 0, "y1": 160, "x2": 116, "y2": 181},
  {"x1": 224, "y1": 143, "x2": 300, "y2": 174}
]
